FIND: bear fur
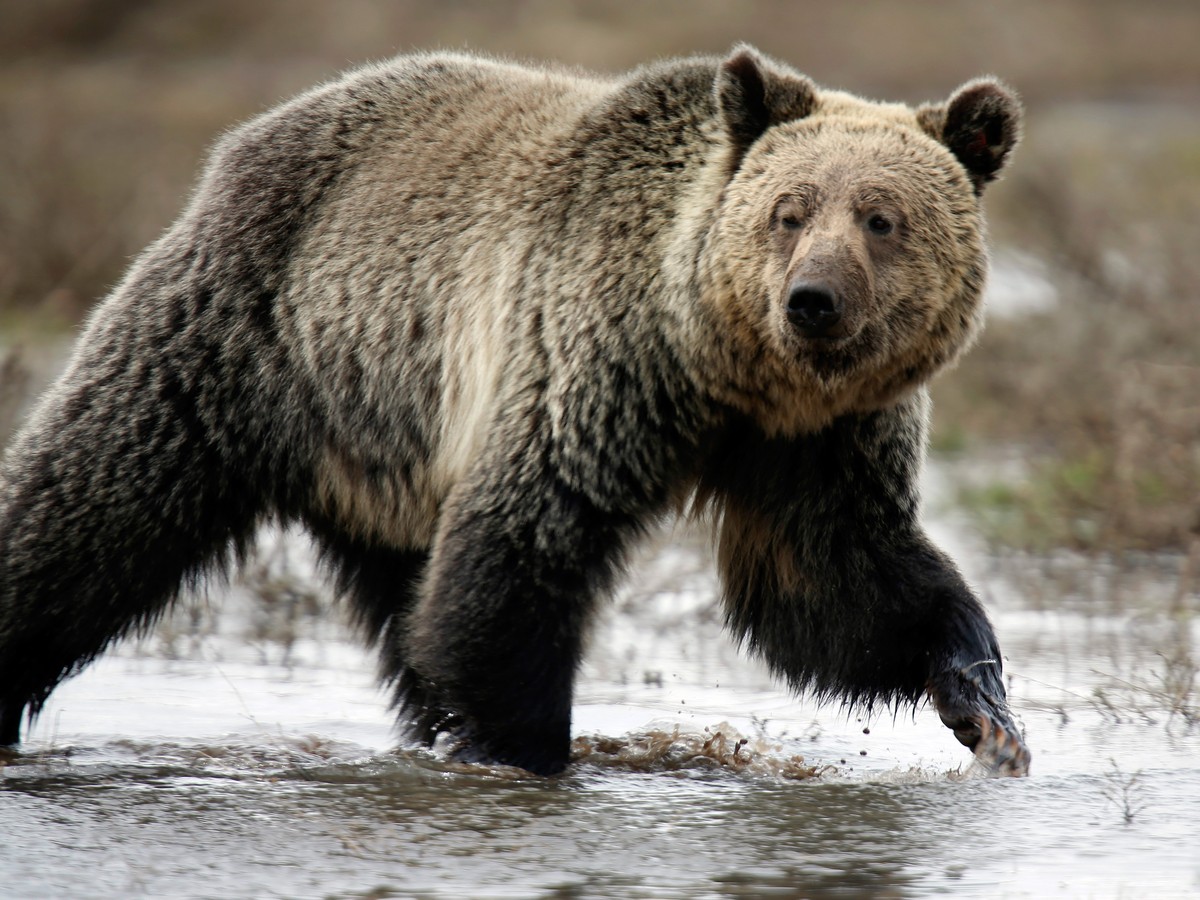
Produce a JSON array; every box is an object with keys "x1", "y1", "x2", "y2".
[{"x1": 0, "y1": 46, "x2": 1028, "y2": 775}]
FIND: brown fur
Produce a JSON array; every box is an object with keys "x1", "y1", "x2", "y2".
[
  {"x1": 692, "y1": 94, "x2": 999, "y2": 435},
  {"x1": 0, "y1": 47, "x2": 1026, "y2": 775}
]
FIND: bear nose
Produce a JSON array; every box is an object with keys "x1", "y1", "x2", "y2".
[{"x1": 786, "y1": 281, "x2": 843, "y2": 337}]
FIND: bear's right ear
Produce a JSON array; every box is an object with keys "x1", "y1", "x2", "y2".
[{"x1": 716, "y1": 45, "x2": 817, "y2": 166}]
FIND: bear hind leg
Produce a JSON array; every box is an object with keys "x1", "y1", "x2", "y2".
[
  {"x1": 309, "y1": 527, "x2": 459, "y2": 745},
  {"x1": 0, "y1": 370, "x2": 266, "y2": 745}
]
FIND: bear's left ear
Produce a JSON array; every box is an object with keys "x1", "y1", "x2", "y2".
[
  {"x1": 917, "y1": 79, "x2": 1022, "y2": 194},
  {"x1": 716, "y1": 45, "x2": 817, "y2": 167}
]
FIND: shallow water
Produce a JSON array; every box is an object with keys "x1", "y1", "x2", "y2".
[{"x1": 4, "y1": 497, "x2": 1199, "y2": 900}]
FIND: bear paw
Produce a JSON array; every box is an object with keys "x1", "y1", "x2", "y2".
[{"x1": 928, "y1": 663, "x2": 1031, "y2": 777}]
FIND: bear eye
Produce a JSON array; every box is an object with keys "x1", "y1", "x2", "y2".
[
  {"x1": 867, "y1": 214, "x2": 894, "y2": 236},
  {"x1": 779, "y1": 212, "x2": 804, "y2": 230}
]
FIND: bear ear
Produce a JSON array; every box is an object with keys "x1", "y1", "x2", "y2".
[
  {"x1": 716, "y1": 44, "x2": 817, "y2": 166},
  {"x1": 917, "y1": 79, "x2": 1022, "y2": 194}
]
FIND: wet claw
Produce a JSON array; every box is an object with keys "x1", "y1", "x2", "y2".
[
  {"x1": 942, "y1": 706, "x2": 1030, "y2": 777},
  {"x1": 928, "y1": 664, "x2": 1030, "y2": 777}
]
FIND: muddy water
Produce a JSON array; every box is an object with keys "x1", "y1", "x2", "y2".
[{"x1": 4, "y1": 493, "x2": 1199, "y2": 900}]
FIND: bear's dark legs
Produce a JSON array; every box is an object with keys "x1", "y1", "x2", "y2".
[
  {"x1": 404, "y1": 468, "x2": 636, "y2": 775},
  {"x1": 701, "y1": 392, "x2": 1029, "y2": 775},
  {"x1": 0, "y1": 345, "x2": 271, "y2": 745},
  {"x1": 307, "y1": 527, "x2": 456, "y2": 743},
  {"x1": 310, "y1": 525, "x2": 429, "y2": 670}
]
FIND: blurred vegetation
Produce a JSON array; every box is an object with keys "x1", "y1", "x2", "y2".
[
  {"x1": 1, "y1": 0, "x2": 1199, "y2": 557},
  {"x1": 934, "y1": 98, "x2": 1200, "y2": 556}
]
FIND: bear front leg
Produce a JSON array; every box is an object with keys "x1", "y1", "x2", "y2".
[
  {"x1": 402, "y1": 449, "x2": 640, "y2": 776},
  {"x1": 888, "y1": 543, "x2": 1030, "y2": 777},
  {"x1": 701, "y1": 390, "x2": 1030, "y2": 776}
]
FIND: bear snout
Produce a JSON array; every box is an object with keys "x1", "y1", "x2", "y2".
[{"x1": 785, "y1": 280, "x2": 844, "y2": 338}]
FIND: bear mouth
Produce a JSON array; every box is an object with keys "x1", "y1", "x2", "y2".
[
  {"x1": 799, "y1": 324, "x2": 904, "y2": 389},
  {"x1": 790, "y1": 328, "x2": 868, "y2": 379},
  {"x1": 802, "y1": 342, "x2": 860, "y2": 378}
]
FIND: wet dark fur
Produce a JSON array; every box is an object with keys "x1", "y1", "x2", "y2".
[
  {"x1": 697, "y1": 393, "x2": 1005, "y2": 712},
  {"x1": 0, "y1": 48, "x2": 1019, "y2": 773}
]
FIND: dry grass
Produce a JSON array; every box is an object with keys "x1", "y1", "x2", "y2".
[
  {"x1": 1101, "y1": 759, "x2": 1147, "y2": 825},
  {"x1": 933, "y1": 101, "x2": 1200, "y2": 556},
  {"x1": 571, "y1": 721, "x2": 833, "y2": 780}
]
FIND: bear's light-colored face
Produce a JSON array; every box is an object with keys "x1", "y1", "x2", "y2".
[
  {"x1": 705, "y1": 110, "x2": 992, "y2": 434},
  {"x1": 756, "y1": 117, "x2": 985, "y2": 379}
]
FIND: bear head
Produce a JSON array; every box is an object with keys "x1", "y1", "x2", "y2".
[{"x1": 701, "y1": 46, "x2": 1021, "y2": 435}]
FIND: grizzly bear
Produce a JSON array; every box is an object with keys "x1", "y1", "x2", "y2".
[{"x1": 0, "y1": 46, "x2": 1028, "y2": 776}]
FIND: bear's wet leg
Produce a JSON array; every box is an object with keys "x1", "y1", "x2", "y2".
[
  {"x1": 307, "y1": 527, "x2": 456, "y2": 743},
  {"x1": 703, "y1": 392, "x2": 1030, "y2": 776},
  {"x1": 404, "y1": 474, "x2": 636, "y2": 776}
]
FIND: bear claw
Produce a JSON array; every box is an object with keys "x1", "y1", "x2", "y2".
[
  {"x1": 956, "y1": 710, "x2": 1030, "y2": 777},
  {"x1": 929, "y1": 668, "x2": 1030, "y2": 777}
]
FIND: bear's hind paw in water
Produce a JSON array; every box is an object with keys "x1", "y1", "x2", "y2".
[{"x1": 929, "y1": 664, "x2": 1031, "y2": 778}]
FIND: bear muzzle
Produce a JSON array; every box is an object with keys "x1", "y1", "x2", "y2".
[{"x1": 785, "y1": 279, "x2": 845, "y2": 339}]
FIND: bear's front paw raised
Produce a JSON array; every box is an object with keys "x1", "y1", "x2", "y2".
[{"x1": 928, "y1": 663, "x2": 1030, "y2": 777}]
